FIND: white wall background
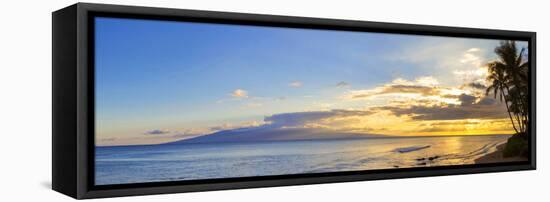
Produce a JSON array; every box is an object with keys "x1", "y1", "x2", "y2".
[{"x1": 0, "y1": 0, "x2": 547, "y2": 201}]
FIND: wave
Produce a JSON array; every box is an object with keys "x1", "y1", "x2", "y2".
[
  {"x1": 416, "y1": 139, "x2": 506, "y2": 165},
  {"x1": 394, "y1": 145, "x2": 431, "y2": 153}
]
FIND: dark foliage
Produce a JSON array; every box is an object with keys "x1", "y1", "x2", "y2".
[
  {"x1": 486, "y1": 41, "x2": 529, "y2": 134},
  {"x1": 486, "y1": 41, "x2": 530, "y2": 157}
]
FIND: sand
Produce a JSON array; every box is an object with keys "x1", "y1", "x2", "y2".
[{"x1": 475, "y1": 143, "x2": 527, "y2": 164}]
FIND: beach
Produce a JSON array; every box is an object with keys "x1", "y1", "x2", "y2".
[{"x1": 475, "y1": 143, "x2": 528, "y2": 164}]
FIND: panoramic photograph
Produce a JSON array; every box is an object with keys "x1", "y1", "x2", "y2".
[{"x1": 94, "y1": 17, "x2": 530, "y2": 185}]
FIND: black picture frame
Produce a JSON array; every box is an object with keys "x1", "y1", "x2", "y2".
[{"x1": 52, "y1": 3, "x2": 536, "y2": 199}]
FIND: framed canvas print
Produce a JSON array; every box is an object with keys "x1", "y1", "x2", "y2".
[{"x1": 52, "y1": 3, "x2": 536, "y2": 199}]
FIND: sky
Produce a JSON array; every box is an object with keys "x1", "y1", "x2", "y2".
[{"x1": 95, "y1": 17, "x2": 528, "y2": 146}]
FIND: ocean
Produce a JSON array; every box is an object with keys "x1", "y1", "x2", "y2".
[{"x1": 96, "y1": 135, "x2": 510, "y2": 185}]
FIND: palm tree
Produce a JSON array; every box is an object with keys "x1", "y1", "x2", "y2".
[
  {"x1": 486, "y1": 41, "x2": 529, "y2": 134},
  {"x1": 486, "y1": 62, "x2": 519, "y2": 133}
]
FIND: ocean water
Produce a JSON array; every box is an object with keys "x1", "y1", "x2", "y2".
[{"x1": 96, "y1": 135, "x2": 511, "y2": 185}]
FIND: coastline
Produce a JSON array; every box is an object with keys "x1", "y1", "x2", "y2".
[{"x1": 475, "y1": 143, "x2": 527, "y2": 164}]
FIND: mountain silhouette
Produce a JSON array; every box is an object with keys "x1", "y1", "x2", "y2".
[{"x1": 166, "y1": 125, "x2": 387, "y2": 144}]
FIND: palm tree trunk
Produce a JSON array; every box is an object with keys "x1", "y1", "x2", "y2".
[
  {"x1": 515, "y1": 113, "x2": 523, "y2": 132},
  {"x1": 503, "y1": 85, "x2": 523, "y2": 133},
  {"x1": 501, "y1": 92, "x2": 519, "y2": 133},
  {"x1": 515, "y1": 92, "x2": 527, "y2": 133}
]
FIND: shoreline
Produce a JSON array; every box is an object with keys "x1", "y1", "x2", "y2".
[{"x1": 475, "y1": 143, "x2": 527, "y2": 164}]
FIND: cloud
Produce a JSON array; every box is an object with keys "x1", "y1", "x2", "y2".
[
  {"x1": 390, "y1": 39, "x2": 493, "y2": 88},
  {"x1": 336, "y1": 81, "x2": 350, "y2": 88},
  {"x1": 144, "y1": 129, "x2": 170, "y2": 135},
  {"x1": 208, "y1": 121, "x2": 264, "y2": 132},
  {"x1": 185, "y1": 87, "x2": 510, "y2": 138},
  {"x1": 289, "y1": 81, "x2": 303, "y2": 88},
  {"x1": 458, "y1": 93, "x2": 476, "y2": 106},
  {"x1": 231, "y1": 89, "x2": 248, "y2": 98},
  {"x1": 376, "y1": 85, "x2": 437, "y2": 96},
  {"x1": 415, "y1": 76, "x2": 439, "y2": 86},
  {"x1": 342, "y1": 77, "x2": 483, "y2": 108},
  {"x1": 418, "y1": 126, "x2": 453, "y2": 132},
  {"x1": 331, "y1": 74, "x2": 511, "y2": 133},
  {"x1": 422, "y1": 120, "x2": 481, "y2": 126},
  {"x1": 375, "y1": 97, "x2": 507, "y2": 121},
  {"x1": 209, "y1": 123, "x2": 235, "y2": 132},
  {"x1": 265, "y1": 111, "x2": 336, "y2": 127},
  {"x1": 460, "y1": 48, "x2": 483, "y2": 67},
  {"x1": 417, "y1": 119, "x2": 513, "y2": 133},
  {"x1": 477, "y1": 97, "x2": 496, "y2": 105},
  {"x1": 467, "y1": 48, "x2": 481, "y2": 52},
  {"x1": 171, "y1": 132, "x2": 203, "y2": 139},
  {"x1": 357, "y1": 78, "x2": 504, "y2": 122},
  {"x1": 346, "y1": 77, "x2": 441, "y2": 100},
  {"x1": 264, "y1": 109, "x2": 373, "y2": 128},
  {"x1": 466, "y1": 82, "x2": 487, "y2": 90},
  {"x1": 452, "y1": 68, "x2": 487, "y2": 81}
]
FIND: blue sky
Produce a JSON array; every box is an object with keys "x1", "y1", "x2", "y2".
[{"x1": 95, "y1": 17, "x2": 527, "y2": 146}]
